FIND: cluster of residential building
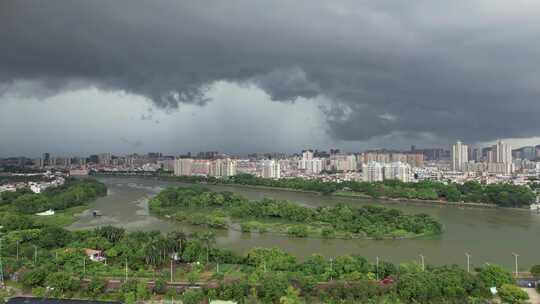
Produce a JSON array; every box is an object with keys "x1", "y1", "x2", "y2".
[
  {"x1": 0, "y1": 172, "x2": 65, "y2": 194},
  {"x1": 173, "y1": 158, "x2": 238, "y2": 177},
  {"x1": 2, "y1": 141, "x2": 540, "y2": 187}
]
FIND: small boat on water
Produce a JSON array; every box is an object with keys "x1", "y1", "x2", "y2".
[{"x1": 92, "y1": 210, "x2": 103, "y2": 217}]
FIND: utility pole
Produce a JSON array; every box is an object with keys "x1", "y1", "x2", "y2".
[
  {"x1": 0, "y1": 239, "x2": 5, "y2": 288},
  {"x1": 465, "y1": 253, "x2": 471, "y2": 273},
  {"x1": 125, "y1": 257, "x2": 128, "y2": 281},
  {"x1": 419, "y1": 254, "x2": 425, "y2": 271},
  {"x1": 33, "y1": 245, "x2": 37, "y2": 265},
  {"x1": 376, "y1": 256, "x2": 380, "y2": 280},
  {"x1": 512, "y1": 253, "x2": 519, "y2": 277},
  {"x1": 83, "y1": 257, "x2": 86, "y2": 277},
  {"x1": 330, "y1": 257, "x2": 334, "y2": 281},
  {"x1": 170, "y1": 260, "x2": 173, "y2": 282},
  {"x1": 16, "y1": 241, "x2": 19, "y2": 261}
]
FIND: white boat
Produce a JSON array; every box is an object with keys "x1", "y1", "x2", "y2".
[{"x1": 35, "y1": 209, "x2": 55, "y2": 216}]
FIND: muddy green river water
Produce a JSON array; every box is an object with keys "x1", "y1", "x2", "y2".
[{"x1": 68, "y1": 177, "x2": 540, "y2": 270}]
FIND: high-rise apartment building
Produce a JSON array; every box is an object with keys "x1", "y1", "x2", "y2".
[
  {"x1": 363, "y1": 161, "x2": 384, "y2": 182},
  {"x1": 451, "y1": 141, "x2": 468, "y2": 171},
  {"x1": 192, "y1": 160, "x2": 211, "y2": 176},
  {"x1": 302, "y1": 150, "x2": 314, "y2": 161},
  {"x1": 383, "y1": 161, "x2": 411, "y2": 182},
  {"x1": 174, "y1": 158, "x2": 193, "y2": 176},
  {"x1": 261, "y1": 160, "x2": 281, "y2": 179},
  {"x1": 98, "y1": 153, "x2": 112, "y2": 166},
  {"x1": 209, "y1": 158, "x2": 237, "y2": 177},
  {"x1": 490, "y1": 140, "x2": 512, "y2": 174}
]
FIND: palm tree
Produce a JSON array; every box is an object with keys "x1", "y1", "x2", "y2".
[
  {"x1": 199, "y1": 231, "x2": 216, "y2": 264},
  {"x1": 143, "y1": 238, "x2": 162, "y2": 266},
  {"x1": 167, "y1": 230, "x2": 187, "y2": 260}
]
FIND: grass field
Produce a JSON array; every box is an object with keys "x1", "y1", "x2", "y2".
[{"x1": 31, "y1": 205, "x2": 89, "y2": 227}]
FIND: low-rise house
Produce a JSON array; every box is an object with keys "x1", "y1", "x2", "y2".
[{"x1": 84, "y1": 249, "x2": 106, "y2": 262}]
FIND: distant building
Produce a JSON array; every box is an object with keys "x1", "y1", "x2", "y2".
[
  {"x1": 302, "y1": 150, "x2": 314, "y2": 161},
  {"x1": 98, "y1": 153, "x2": 112, "y2": 166},
  {"x1": 69, "y1": 169, "x2": 89, "y2": 176},
  {"x1": 489, "y1": 140, "x2": 513, "y2": 174},
  {"x1": 299, "y1": 158, "x2": 324, "y2": 174},
  {"x1": 192, "y1": 160, "x2": 211, "y2": 176},
  {"x1": 173, "y1": 158, "x2": 193, "y2": 176},
  {"x1": 261, "y1": 160, "x2": 281, "y2": 179},
  {"x1": 197, "y1": 151, "x2": 219, "y2": 160},
  {"x1": 513, "y1": 146, "x2": 535, "y2": 161},
  {"x1": 157, "y1": 159, "x2": 175, "y2": 172},
  {"x1": 451, "y1": 141, "x2": 468, "y2": 171},
  {"x1": 406, "y1": 153, "x2": 424, "y2": 168},
  {"x1": 383, "y1": 161, "x2": 411, "y2": 182},
  {"x1": 327, "y1": 154, "x2": 357, "y2": 172},
  {"x1": 209, "y1": 158, "x2": 237, "y2": 177},
  {"x1": 42, "y1": 153, "x2": 50, "y2": 166},
  {"x1": 363, "y1": 161, "x2": 384, "y2": 182}
]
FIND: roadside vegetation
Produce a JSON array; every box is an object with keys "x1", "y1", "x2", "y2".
[
  {"x1": 0, "y1": 222, "x2": 523, "y2": 304},
  {"x1": 149, "y1": 186, "x2": 443, "y2": 239}
]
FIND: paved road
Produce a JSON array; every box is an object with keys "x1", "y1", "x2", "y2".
[{"x1": 523, "y1": 288, "x2": 540, "y2": 304}]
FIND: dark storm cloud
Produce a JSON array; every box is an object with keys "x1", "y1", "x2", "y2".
[{"x1": 2, "y1": 0, "x2": 540, "y2": 144}]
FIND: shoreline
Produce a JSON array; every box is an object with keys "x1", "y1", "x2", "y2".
[{"x1": 93, "y1": 173, "x2": 533, "y2": 212}]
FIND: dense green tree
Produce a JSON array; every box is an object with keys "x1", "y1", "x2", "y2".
[
  {"x1": 397, "y1": 270, "x2": 439, "y2": 303},
  {"x1": 246, "y1": 247, "x2": 297, "y2": 271},
  {"x1": 171, "y1": 173, "x2": 536, "y2": 207},
  {"x1": 530, "y1": 264, "x2": 540, "y2": 277},
  {"x1": 151, "y1": 186, "x2": 443, "y2": 239},
  {"x1": 259, "y1": 272, "x2": 289, "y2": 303},
  {"x1": 20, "y1": 268, "x2": 47, "y2": 287},
  {"x1": 136, "y1": 281, "x2": 150, "y2": 300},
  {"x1": 153, "y1": 278, "x2": 168, "y2": 294},
  {"x1": 0, "y1": 213, "x2": 34, "y2": 231},
  {"x1": 182, "y1": 289, "x2": 205, "y2": 304},
  {"x1": 45, "y1": 272, "x2": 80, "y2": 296},
  {"x1": 86, "y1": 276, "x2": 107, "y2": 298},
  {"x1": 280, "y1": 286, "x2": 304, "y2": 304},
  {"x1": 498, "y1": 284, "x2": 529, "y2": 304},
  {"x1": 478, "y1": 265, "x2": 514, "y2": 288},
  {"x1": 95, "y1": 225, "x2": 125, "y2": 244},
  {"x1": 38, "y1": 226, "x2": 72, "y2": 249}
]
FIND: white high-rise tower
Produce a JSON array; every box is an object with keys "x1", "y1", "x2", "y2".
[{"x1": 451, "y1": 140, "x2": 469, "y2": 171}]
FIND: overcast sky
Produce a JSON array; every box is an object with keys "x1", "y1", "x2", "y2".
[{"x1": 1, "y1": 1, "x2": 540, "y2": 157}]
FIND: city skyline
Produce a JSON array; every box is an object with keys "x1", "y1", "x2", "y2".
[
  {"x1": 2, "y1": 137, "x2": 540, "y2": 159},
  {"x1": 2, "y1": 1, "x2": 540, "y2": 156}
]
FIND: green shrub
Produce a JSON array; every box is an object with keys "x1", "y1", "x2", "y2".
[
  {"x1": 498, "y1": 284, "x2": 528, "y2": 304},
  {"x1": 287, "y1": 225, "x2": 308, "y2": 238}
]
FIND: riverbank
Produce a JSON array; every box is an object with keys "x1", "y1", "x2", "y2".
[
  {"x1": 31, "y1": 204, "x2": 89, "y2": 227},
  {"x1": 332, "y1": 190, "x2": 507, "y2": 209},
  {"x1": 93, "y1": 173, "x2": 533, "y2": 211}
]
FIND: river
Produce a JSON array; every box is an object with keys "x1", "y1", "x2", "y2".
[{"x1": 68, "y1": 177, "x2": 540, "y2": 270}]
